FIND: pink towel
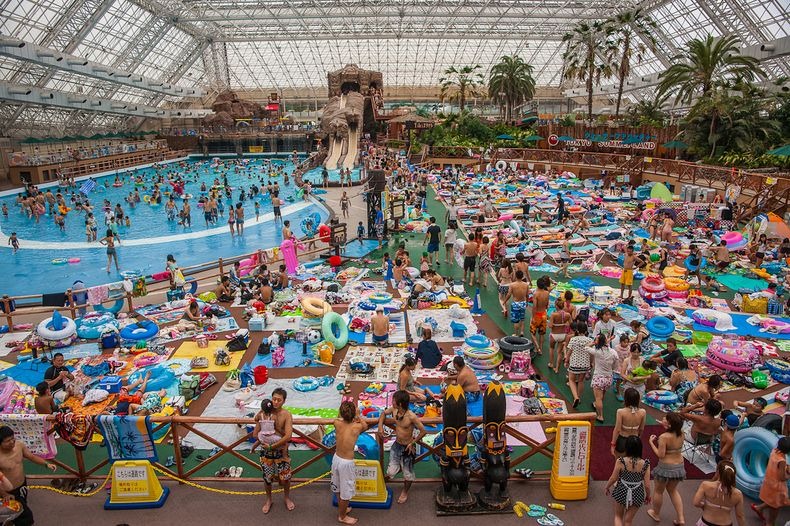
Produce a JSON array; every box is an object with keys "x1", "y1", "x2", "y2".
[{"x1": 87, "y1": 285, "x2": 109, "y2": 305}]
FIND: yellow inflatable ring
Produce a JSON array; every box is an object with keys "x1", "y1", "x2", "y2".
[
  {"x1": 143, "y1": 195, "x2": 151, "y2": 203},
  {"x1": 662, "y1": 265, "x2": 686, "y2": 278},
  {"x1": 442, "y1": 296, "x2": 470, "y2": 308},
  {"x1": 664, "y1": 277, "x2": 690, "y2": 292},
  {"x1": 301, "y1": 297, "x2": 331, "y2": 317},
  {"x1": 752, "y1": 268, "x2": 771, "y2": 279}
]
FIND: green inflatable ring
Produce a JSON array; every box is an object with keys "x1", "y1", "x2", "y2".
[{"x1": 322, "y1": 311, "x2": 348, "y2": 349}]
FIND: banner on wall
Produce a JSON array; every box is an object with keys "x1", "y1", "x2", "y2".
[{"x1": 248, "y1": 146, "x2": 263, "y2": 153}]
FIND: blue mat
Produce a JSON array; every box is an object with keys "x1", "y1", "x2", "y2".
[
  {"x1": 249, "y1": 339, "x2": 324, "y2": 369},
  {"x1": 684, "y1": 309, "x2": 790, "y2": 340},
  {"x1": 54, "y1": 343, "x2": 102, "y2": 361},
  {"x1": 343, "y1": 239, "x2": 381, "y2": 258},
  {"x1": 2, "y1": 361, "x2": 66, "y2": 387},
  {"x1": 425, "y1": 385, "x2": 483, "y2": 417},
  {"x1": 715, "y1": 274, "x2": 767, "y2": 292}
]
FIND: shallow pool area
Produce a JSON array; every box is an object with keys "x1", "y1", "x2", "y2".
[{"x1": 0, "y1": 156, "x2": 332, "y2": 296}]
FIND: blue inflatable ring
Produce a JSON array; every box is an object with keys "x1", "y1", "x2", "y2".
[
  {"x1": 119, "y1": 319, "x2": 159, "y2": 341},
  {"x1": 369, "y1": 292, "x2": 393, "y2": 304},
  {"x1": 292, "y1": 376, "x2": 320, "y2": 392},
  {"x1": 321, "y1": 430, "x2": 380, "y2": 465},
  {"x1": 732, "y1": 427, "x2": 790, "y2": 499},
  {"x1": 358, "y1": 301, "x2": 377, "y2": 311},
  {"x1": 300, "y1": 212, "x2": 322, "y2": 237},
  {"x1": 646, "y1": 316, "x2": 675, "y2": 338},
  {"x1": 465, "y1": 334, "x2": 490, "y2": 348},
  {"x1": 127, "y1": 365, "x2": 175, "y2": 393},
  {"x1": 322, "y1": 311, "x2": 348, "y2": 349},
  {"x1": 644, "y1": 390, "x2": 678, "y2": 405},
  {"x1": 684, "y1": 256, "x2": 707, "y2": 272}
]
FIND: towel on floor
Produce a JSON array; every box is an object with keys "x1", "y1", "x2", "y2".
[
  {"x1": 0, "y1": 414, "x2": 57, "y2": 459},
  {"x1": 96, "y1": 415, "x2": 158, "y2": 462}
]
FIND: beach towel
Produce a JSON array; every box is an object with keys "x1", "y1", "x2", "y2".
[
  {"x1": 0, "y1": 414, "x2": 57, "y2": 459},
  {"x1": 41, "y1": 293, "x2": 66, "y2": 308},
  {"x1": 52, "y1": 413, "x2": 96, "y2": 450},
  {"x1": 96, "y1": 415, "x2": 158, "y2": 462},
  {"x1": 87, "y1": 285, "x2": 109, "y2": 305}
]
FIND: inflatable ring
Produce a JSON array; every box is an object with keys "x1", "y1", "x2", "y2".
[
  {"x1": 68, "y1": 258, "x2": 81, "y2": 264},
  {"x1": 133, "y1": 351, "x2": 159, "y2": 368},
  {"x1": 301, "y1": 297, "x2": 331, "y2": 317},
  {"x1": 127, "y1": 365, "x2": 174, "y2": 393},
  {"x1": 51, "y1": 258, "x2": 68, "y2": 265},
  {"x1": 733, "y1": 427, "x2": 790, "y2": 499},
  {"x1": 143, "y1": 195, "x2": 151, "y2": 203},
  {"x1": 465, "y1": 352, "x2": 504, "y2": 370},
  {"x1": 641, "y1": 275, "x2": 665, "y2": 293},
  {"x1": 495, "y1": 160, "x2": 507, "y2": 171},
  {"x1": 321, "y1": 430, "x2": 379, "y2": 465},
  {"x1": 684, "y1": 256, "x2": 706, "y2": 271},
  {"x1": 645, "y1": 390, "x2": 679, "y2": 405},
  {"x1": 465, "y1": 334, "x2": 490, "y2": 349},
  {"x1": 664, "y1": 277, "x2": 689, "y2": 292},
  {"x1": 764, "y1": 359, "x2": 790, "y2": 383},
  {"x1": 498, "y1": 336, "x2": 533, "y2": 358},
  {"x1": 321, "y1": 311, "x2": 348, "y2": 349},
  {"x1": 293, "y1": 376, "x2": 320, "y2": 392},
  {"x1": 498, "y1": 213, "x2": 513, "y2": 222},
  {"x1": 646, "y1": 316, "x2": 675, "y2": 338},
  {"x1": 369, "y1": 292, "x2": 393, "y2": 304},
  {"x1": 37, "y1": 314, "x2": 77, "y2": 341},
  {"x1": 509, "y1": 220, "x2": 522, "y2": 236},
  {"x1": 119, "y1": 319, "x2": 159, "y2": 341},
  {"x1": 721, "y1": 231, "x2": 743, "y2": 244}
]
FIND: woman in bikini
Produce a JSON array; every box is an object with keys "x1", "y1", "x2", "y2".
[
  {"x1": 692, "y1": 460, "x2": 745, "y2": 526},
  {"x1": 661, "y1": 213, "x2": 675, "y2": 243},
  {"x1": 611, "y1": 388, "x2": 646, "y2": 458},
  {"x1": 648, "y1": 411, "x2": 686, "y2": 525},
  {"x1": 397, "y1": 357, "x2": 429, "y2": 403},
  {"x1": 621, "y1": 343, "x2": 648, "y2": 395},
  {"x1": 496, "y1": 259, "x2": 513, "y2": 317},
  {"x1": 549, "y1": 298, "x2": 570, "y2": 373},
  {"x1": 227, "y1": 206, "x2": 236, "y2": 237},
  {"x1": 99, "y1": 228, "x2": 120, "y2": 273}
]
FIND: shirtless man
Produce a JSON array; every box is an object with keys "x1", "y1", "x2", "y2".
[
  {"x1": 429, "y1": 270, "x2": 446, "y2": 292},
  {"x1": 251, "y1": 388, "x2": 294, "y2": 513},
  {"x1": 371, "y1": 306, "x2": 390, "y2": 346},
  {"x1": 282, "y1": 220, "x2": 293, "y2": 241},
  {"x1": 332, "y1": 402, "x2": 368, "y2": 524},
  {"x1": 620, "y1": 245, "x2": 636, "y2": 299},
  {"x1": 462, "y1": 238, "x2": 479, "y2": 286},
  {"x1": 0, "y1": 426, "x2": 57, "y2": 525},
  {"x1": 34, "y1": 382, "x2": 56, "y2": 414},
  {"x1": 504, "y1": 270, "x2": 530, "y2": 337},
  {"x1": 715, "y1": 240, "x2": 730, "y2": 272},
  {"x1": 530, "y1": 276, "x2": 551, "y2": 355},
  {"x1": 377, "y1": 390, "x2": 427, "y2": 504},
  {"x1": 513, "y1": 252, "x2": 533, "y2": 286},
  {"x1": 446, "y1": 356, "x2": 481, "y2": 402}
]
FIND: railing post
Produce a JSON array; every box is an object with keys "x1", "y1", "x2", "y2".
[
  {"x1": 66, "y1": 289, "x2": 76, "y2": 320},
  {"x1": 75, "y1": 448, "x2": 87, "y2": 481},
  {"x1": 2, "y1": 297, "x2": 12, "y2": 330},
  {"x1": 171, "y1": 417, "x2": 185, "y2": 482},
  {"x1": 125, "y1": 291, "x2": 134, "y2": 313},
  {"x1": 218, "y1": 257, "x2": 224, "y2": 276}
]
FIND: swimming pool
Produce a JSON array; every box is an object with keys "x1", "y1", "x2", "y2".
[{"x1": 0, "y1": 156, "x2": 333, "y2": 296}]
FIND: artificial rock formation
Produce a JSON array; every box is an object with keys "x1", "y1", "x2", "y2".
[{"x1": 203, "y1": 90, "x2": 265, "y2": 128}]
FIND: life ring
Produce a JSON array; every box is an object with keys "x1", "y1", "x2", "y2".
[
  {"x1": 465, "y1": 352, "x2": 504, "y2": 370},
  {"x1": 143, "y1": 195, "x2": 151, "y2": 203},
  {"x1": 301, "y1": 297, "x2": 331, "y2": 317},
  {"x1": 321, "y1": 311, "x2": 348, "y2": 349},
  {"x1": 465, "y1": 334, "x2": 490, "y2": 349},
  {"x1": 293, "y1": 376, "x2": 320, "y2": 392},
  {"x1": 646, "y1": 316, "x2": 675, "y2": 339},
  {"x1": 498, "y1": 336, "x2": 533, "y2": 358},
  {"x1": 639, "y1": 287, "x2": 668, "y2": 301},
  {"x1": 641, "y1": 275, "x2": 665, "y2": 293},
  {"x1": 133, "y1": 352, "x2": 159, "y2": 368},
  {"x1": 706, "y1": 342, "x2": 755, "y2": 373},
  {"x1": 495, "y1": 160, "x2": 507, "y2": 171},
  {"x1": 684, "y1": 256, "x2": 706, "y2": 271},
  {"x1": 368, "y1": 292, "x2": 393, "y2": 305},
  {"x1": 509, "y1": 220, "x2": 521, "y2": 236},
  {"x1": 51, "y1": 258, "x2": 67, "y2": 265},
  {"x1": 644, "y1": 390, "x2": 679, "y2": 405},
  {"x1": 113, "y1": 182, "x2": 123, "y2": 187},
  {"x1": 664, "y1": 278, "x2": 689, "y2": 292},
  {"x1": 568, "y1": 205, "x2": 583, "y2": 213},
  {"x1": 733, "y1": 427, "x2": 790, "y2": 500},
  {"x1": 498, "y1": 213, "x2": 513, "y2": 222},
  {"x1": 119, "y1": 319, "x2": 159, "y2": 341},
  {"x1": 67, "y1": 258, "x2": 81, "y2": 264},
  {"x1": 721, "y1": 231, "x2": 743, "y2": 244},
  {"x1": 764, "y1": 359, "x2": 790, "y2": 383},
  {"x1": 37, "y1": 312, "x2": 77, "y2": 341},
  {"x1": 300, "y1": 212, "x2": 321, "y2": 237}
]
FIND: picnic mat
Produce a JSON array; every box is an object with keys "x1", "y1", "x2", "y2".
[
  {"x1": 171, "y1": 340, "x2": 245, "y2": 372},
  {"x1": 0, "y1": 331, "x2": 30, "y2": 357},
  {"x1": 406, "y1": 309, "x2": 476, "y2": 343},
  {"x1": 141, "y1": 305, "x2": 189, "y2": 325},
  {"x1": 249, "y1": 339, "x2": 324, "y2": 369},
  {"x1": 264, "y1": 315, "x2": 304, "y2": 331},
  {"x1": 685, "y1": 309, "x2": 790, "y2": 340},
  {"x1": 346, "y1": 311, "x2": 408, "y2": 344},
  {"x1": 716, "y1": 274, "x2": 767, "y2": 292},
  {"x1": 335, "y1": 346, "x2": 406, "y2": 384},
  {"x1": 425, "y1": 384, "x2": 483, "y2": 417},
  {"x1": 343, "y1": 239, "x2": 380, "y2": 258}
]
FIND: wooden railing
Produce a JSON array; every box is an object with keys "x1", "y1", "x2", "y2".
[{"x1": 38, "y1": 412, "x2": 597, "y2": 484}]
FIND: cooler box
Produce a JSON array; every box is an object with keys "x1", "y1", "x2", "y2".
[
  {"x1": 167, "y1": 288, "x2": 185, "y2": 302},
  {"x1": 248, "y1": 316, "x2": 266, "y2": 332},
  {"x1": 101, "y1": 331, "x2": 119, "y2": 349},
  {"x1": 98, "y1": 375, "x2": 122, "y2": 393}
]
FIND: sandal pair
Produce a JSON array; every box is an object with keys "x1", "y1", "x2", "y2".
[{"x1": 537, "y1": 514, "x2": 564, "y2": 526}]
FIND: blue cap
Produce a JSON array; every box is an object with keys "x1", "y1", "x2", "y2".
[{"x1": 725, "y1": 414, "x2": 740, "y2": 429}]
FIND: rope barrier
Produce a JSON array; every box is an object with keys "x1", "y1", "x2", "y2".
[
  {"x1": 28, "y1": 471, "x2": 111, "y2": 497},
  {"x1": 150, "y1": 465, "x2": 330, "y2": 496}
]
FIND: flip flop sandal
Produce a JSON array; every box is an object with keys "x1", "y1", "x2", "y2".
[
  {"x1": 234, "y1": 466, "x2": 243, "y2": 477},
  {"x1": 81, "y1": 482, "x2": 99, "y2": 494},
  {"x1": 164, "y1": 456, "x2": 175, "y2": 467},
  {"x1": 195, "y1": 455, "x2": 208, "y2": 462},
  {"x1": 73, "y1": 481, "x2": 85, "y2": 493},
  {"x1": 51, "y1": 478, "x2": 63, "y2": 489},
  {"x1": 515, "y1": 468, "x2": 534, "y2": 479},
  {"x1": 208, "y1": 446, "x2": 221, "y2": 457},
  {"x1": 546, "y1": 513, "x2": 565, "y2": 526},
  {"x1": 220, "y1": 467, "x2": 230, "y2": 477}
]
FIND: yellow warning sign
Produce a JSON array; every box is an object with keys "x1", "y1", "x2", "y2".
[{"x1": 105, "y1": 460, "x2": 169, "y2": 509}]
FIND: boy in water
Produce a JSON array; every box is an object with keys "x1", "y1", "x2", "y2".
[
  {"x1": 7, "y1": 232, "x2": 19, "y2": 253},
  {"x1": 54, "y1": 212, "x2": 65, "y2": 232},
  {"x1": 377, "y1": 390, "x2": 426, "y2": 504},
  {"x1": 332, "y1": 401, "x2": 368, "y2": 524},
  {"x1": 1, "y1": 203, "x2": 7, "y2": 218}
]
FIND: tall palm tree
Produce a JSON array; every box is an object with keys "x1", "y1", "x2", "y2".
[
  {"x1": 488, "y1": 55, "x2": 536, "y2": 122},
  {"x1": 439, "y1": 65, "x2": 484, "y2": 112},
  {"x1": 562, "y1": 20, "x2": 615, "y2": 122},
  {"x1": 607, "y1": 8, "x2": 657, "y2": 118},
  {"x1": 656, "y1": 34, "x2": 765, "y2": 105}
]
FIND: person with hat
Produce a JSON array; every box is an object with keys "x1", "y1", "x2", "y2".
[{"x1": 716, "y1": 413, "x2": 742, "y2": 464}]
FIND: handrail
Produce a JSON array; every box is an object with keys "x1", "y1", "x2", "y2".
[{"x1": 35, "y1": 412, "x2": 598, "y2": 484}]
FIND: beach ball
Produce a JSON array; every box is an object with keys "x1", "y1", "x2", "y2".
[{"x1": 328, "y1": 255, "x2": 342, "y2": 267}]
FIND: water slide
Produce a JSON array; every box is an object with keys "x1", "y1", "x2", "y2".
[
  {"x1": 341, "y1": 125, "x2": 358, "y2": 171},
  {"x1": 324, "y1": 94, "x2": 346, "y2": 170}
]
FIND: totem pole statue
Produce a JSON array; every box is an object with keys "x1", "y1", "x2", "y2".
[
  {"x1": 479, "y1": 381, "x2": 511, "y2": 509},
  {"x1": 436, "y1": 383, "x2": 475, "y2": 511}
]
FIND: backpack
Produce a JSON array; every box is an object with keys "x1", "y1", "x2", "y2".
[
  {"x1": 179, "y1": 375, "x2": 201, "y2": 401},
  {"x1": 257, "y1": 341, "x2": 271, "y2": 355},
  {"x1": 226, "y1": 330, "x2": 249, "y2": 352},
  {"x1": 214, "y1": 347, "x2": 230, "y2": 366}
]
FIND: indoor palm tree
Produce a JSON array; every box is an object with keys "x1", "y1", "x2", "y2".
[
  {"x1": 562, "y1": 20, "x2": 615, "y2": 122},
  {"x1": 439, "y1": 65, "x2": 484, "y2": 112},
  {"x1": 488, "y1": 55, "x2": 536, "y2": 122},
  {"x1": 656, "y1": 34, "x2": 765, "y2": 105},
  {"x1": 607, "y1": 8, "x2": 657, "y2": 118}
]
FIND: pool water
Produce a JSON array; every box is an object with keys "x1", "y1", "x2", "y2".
[{"x1": 0, "y1": 156, "x2": 337, "y2": 296}]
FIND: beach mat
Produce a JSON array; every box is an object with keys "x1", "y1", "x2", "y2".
[
  {"x1": 248, "y1": 339, "x2": 324, "y2": 369},
  {"x1": 685, "y1": 309, "x2": 790, "y2": 340},
  {"x1": 715, "y1": 274, "x2": 766, "y2": 292},
  {"x1": 343, "y1": 239, "x2": 380, "y2": 258},
  {"x1": 425, "y1": 385, "x2": 483, "y2": 417},
  {"x1": 171, "y1": 340, "x2": 245, "y2": 372}
]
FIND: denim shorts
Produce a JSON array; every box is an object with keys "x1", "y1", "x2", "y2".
[{"x1": 387, "y1": 441, "x2": 416, "y2": 481}]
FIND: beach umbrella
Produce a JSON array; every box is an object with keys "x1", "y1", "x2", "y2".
[
  {"x1": 558, "y1": 135, "x2": 574, "y2": 141},
  {"x1": 496, "y1": 133, "x2": 515, "y2": 140},
  {"x1": 767, "y1": 144, "x2": 790, "y2": 157},
  {"x1": 520, "y1": 116, "x2": 538, "y2": 125},
  {"x1": 657, "y1": 207, "x2": 677, "y2": 219},
  {"x1": 662, "y1": 140, "x2": 688, "y2": 150},
  {"x1": 525, "y1": 135, "x2": 544, "y2": 142},
  {"x1": 764, "y1": 212, "x2": 790, "y2": 239},
  {"x1": 649, "y1": 182, "x2": 673, "y2": 203}
]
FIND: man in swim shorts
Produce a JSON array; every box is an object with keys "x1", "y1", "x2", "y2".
[
  {"x1": 530, "y1": 276, "x2": 551, "y2": 355},
  {"x1": 620, "y1": 245, "x2": 635, "y2": 299},
  {"x1": 504, "y1": 270, "x2": 530, "y2": 337},
  {"x1": 251, "y1": 388, "x2": 294, "y2": 513},
  {"x1": 462, "y1": 238, "x2": 479, "y2": 286},
  {"x1": 371, "y1": 306, "x2": 389, "y2": 346},
  {"x1": 423, "y1": 217, "x2": 442, "y2": 266},
  {"x1": 332, "y1": 401, "x2": 368, "y2": 524}
]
